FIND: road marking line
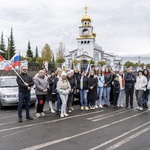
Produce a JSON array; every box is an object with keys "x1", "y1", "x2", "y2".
[
  {"x1": 89, "y1": 121, "x2": 150, "y2": 150},
  {"x1": 21, "y1": 112, "x2": 146, "y2": 150},
  {"x1": 87, "y1": 109, "x2": 129, "y2": 120},
  {"x1": 92, "y1": 110, "x2": 129, "y2": 122},
  {"x1": 0, "y1": 110, "x2": 104, "y2": 132},
  {"x1": 105, "y1": 126, "x2": 150, "y2": 150}
]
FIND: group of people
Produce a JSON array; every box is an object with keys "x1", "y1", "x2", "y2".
[{"x1": 16, "y1": 65, "x2": 150, "y2": 122}]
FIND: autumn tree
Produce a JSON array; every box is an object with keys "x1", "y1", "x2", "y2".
[
  {"x1": 98, "y1": 60, "x2": 106, "y2": 67},
  {"x1": 124, "y1": 61, "x2": 135, "y2": 67},
  {"x1": 56, "y1": 42, "x2": 66, "y2": 63},
  {"x1": 146, "y1": 63, "x2": 150, "y2": 68},
  {"x1": 41, "y1": 43, "x2": 53, "y2": 62}
]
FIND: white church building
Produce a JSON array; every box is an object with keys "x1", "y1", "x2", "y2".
[
  {"x1": 65, "y1": 6, "x2": 115, "y2": 70},
  {"x1": 65, "y1": 6, "x2": 150, "y2": 71}
]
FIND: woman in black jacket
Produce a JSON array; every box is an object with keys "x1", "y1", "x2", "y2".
[
  {"x1": 76, "y1": 69, "x2": 89, "y2": 111},
  {"x1": 67, "y1": 71, "x2": 76, "y2": 112},
  {"x1": 88, "y1": 70, "x2": 98, "y2": 109},
  {"x1": 112, "y1": 75, "x2": 120, "y2": 108},
  {"x1": 47, "y1": 70, "x2": 56, "y2": 113}
]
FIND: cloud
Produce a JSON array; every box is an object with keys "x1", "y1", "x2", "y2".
[{"x1": 0, "y1": 0, "x2": 150, "y2": 56}]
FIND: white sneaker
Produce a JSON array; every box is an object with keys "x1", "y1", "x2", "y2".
[
  {"x1": 51, "y1": 110, "x2": 55, "y2": 113},
  {"x1": 99, "y1": 105, "x2": 103, "y2": 108},
  {"x1": 60, "y1": 114, "x2": 64, "y2": 118},
  {"x1": 64, "y1": 113, "x2": 69, "y2": 117},
  {"x1": 68, "y1": 110, "x2": 72, "y2": 113},
  {"x1": 41, "y1": 112, "x2": 46, "y2": 117},
  {"x1": 90, "y1": 106, "x2": 93, "y2": 110},
  {"x1": 139, "y1": 107, "x2": 143, "y2": 111},
  {"x1": 95, "y1": 105, "x2": 98, "y2": 109},
  {"x1": 136, "y1": 106, "x2": 140, "y2": 110},
  {"x1": 120, "y1": 104, "x2": 124, "y2": 107},
  {"x1": 36, "y1": 113, "x2": 41, "y2": 118},
  {"x1": 71, "y1": 107, "x2": 74, "y2": 110},
  {"x1": 117, "y1": 105, "x2": 120, "y2": 107}
]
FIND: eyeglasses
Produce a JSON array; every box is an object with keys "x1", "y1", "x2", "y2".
[{"x1": 22, "y1": 69, "x2": 27, "y2": 71}]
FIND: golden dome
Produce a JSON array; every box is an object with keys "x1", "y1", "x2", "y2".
[
  {"x1": 92, "y1": 31, "x2": 96, "y2": 37},
  {"x1": 81, "y1": 6, "x2": 91, "y2": 23}
]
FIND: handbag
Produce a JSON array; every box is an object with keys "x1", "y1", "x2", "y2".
[{"x1": 147, "y1": 80, "x2": 150, "y2": 90}]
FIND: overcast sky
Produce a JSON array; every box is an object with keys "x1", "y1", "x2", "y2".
[{"x1": 0, "y1": 0, "x2": 150, "y2": 56}]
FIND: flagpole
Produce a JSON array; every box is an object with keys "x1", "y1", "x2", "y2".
[{"x1": 8, "y1": 63, "x2": 25, "y2": 84}]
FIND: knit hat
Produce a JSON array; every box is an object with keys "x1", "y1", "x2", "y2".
[
  {"x1": 70, "y1": 69, "x2": 74, "y2": 73},
  {"x1": 61, "y1": 71, "x2": 66, "y2": 76},
  {"x1": 51, "y1": 70, "x2": 55, "y2": 73},
  {"x1": 67, "y1": 71, "x2": 71, "y2": 75}
]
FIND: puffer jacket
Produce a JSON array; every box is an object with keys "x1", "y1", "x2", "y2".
[
  {"x1": 57, "y1": 78, "x2": 71, "y2": 95},
  {"x1": 135, "y1": 75, "x2": 147, "y2": 91}
]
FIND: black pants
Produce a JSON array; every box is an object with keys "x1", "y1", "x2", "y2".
[
  {"x1": 113, "y1": 93, "x2": 119, "y2": 106},
  {"x1": 67, "y1": 94, "x2": 74, "y2": 110},
  {"x1": 36, "y1": 95, "x2": 46, "y2": 113},
  {"x1": 125, "y1": 89, "x2": 134, "y2": 107}
]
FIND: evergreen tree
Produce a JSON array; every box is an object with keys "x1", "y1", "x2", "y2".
[
  {"x1": 56, "y1": 42, "x2": 66, "y2": 63},
  {"x1": 0, "y1": 32, "x2": 6, "y2": 59},
  {"x1": 26, "y1": 40, "x2": 33, "y2": 58},
  {"x1": 52, "y1": 53, "x2": 55, "y2": 62},
  {"x1": 32, "y1": 46, "x2": 38, "y2": 62},
  {"x1": 41, "y1": 43, "x2": 53, "y2": 62},
  {"x1": 35, "y1": 46, "x2": 38, "y2": 58},
  {"x1": 9, "y1": 27, "x2": 16, "y2": 59}
]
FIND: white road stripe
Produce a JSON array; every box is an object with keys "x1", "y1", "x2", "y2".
[
  {"x1": 21, "y1": 111, "x2": 146, "y2": 150},
  {"x1": 92, "y1": 110, "x2": 129, "y2": 122},
  {"x1": 0, "y1": 110, "x2": 104, "y2": 132},
  {"x1": 87, "y1": 109, "x2": 128, "y2": 120},
  {"x1": 89, "y1": 121, "x2": 150, "y2": 150},
  {"x1": 105, "y1": 126, "x2": 150, "y2": 150}
]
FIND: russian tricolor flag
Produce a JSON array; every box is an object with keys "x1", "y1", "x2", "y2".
[{"x1": 5, "y1": 53, "x2": 20, "y2": 71}]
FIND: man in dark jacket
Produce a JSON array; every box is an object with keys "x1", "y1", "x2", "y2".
[
  {"x1": 124, "y1": 67, "x2": 136, "y2": 108},
  {"x1": 16, "y1": 66, "x2": 34, "y2": 122}
]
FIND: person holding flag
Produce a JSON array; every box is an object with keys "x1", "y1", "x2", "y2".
[{"x1": 17, "y1": 66, "x2": 34, "y2": 122}]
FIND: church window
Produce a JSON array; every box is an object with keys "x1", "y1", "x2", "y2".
[
  {"x1": 87, "y1": 41, "x2": 90, "y2": 44},
  {"x1": 81, "y1": 41, "x2": 83, "y2": 44},
  {"x1": 83, "y1": 29, "x2": 89, "y2": 35},
  {"x1": 84, "y1": 41, "x2": 86, "y2": 44}
]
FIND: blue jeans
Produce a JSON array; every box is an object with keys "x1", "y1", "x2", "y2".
[
  {"x1": 118, "y1": 89, "x2": 125, "y2": 105},
  {"x1": 96, "y1": 87, "x2": 103, "y2": 105},
  {"x1": 103, "y1": 87, "x2": 111, "y2": 105},
  {"x1": 142, "y1": 89, "x2": 149, "y2": 106},
  {"x1": 57, "y1": 93, "x2": 62, "y2": 112},
  {"x1": 18, "y1": 92, "x2": 30, "y2": 118},
  {"x1": 80, "y1": 89, "x2": 88, "y2": 107}
]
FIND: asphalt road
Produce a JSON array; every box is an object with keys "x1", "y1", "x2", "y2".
[{"x1": 0, "y1": 100, "x2": 150, "y2": 150}]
